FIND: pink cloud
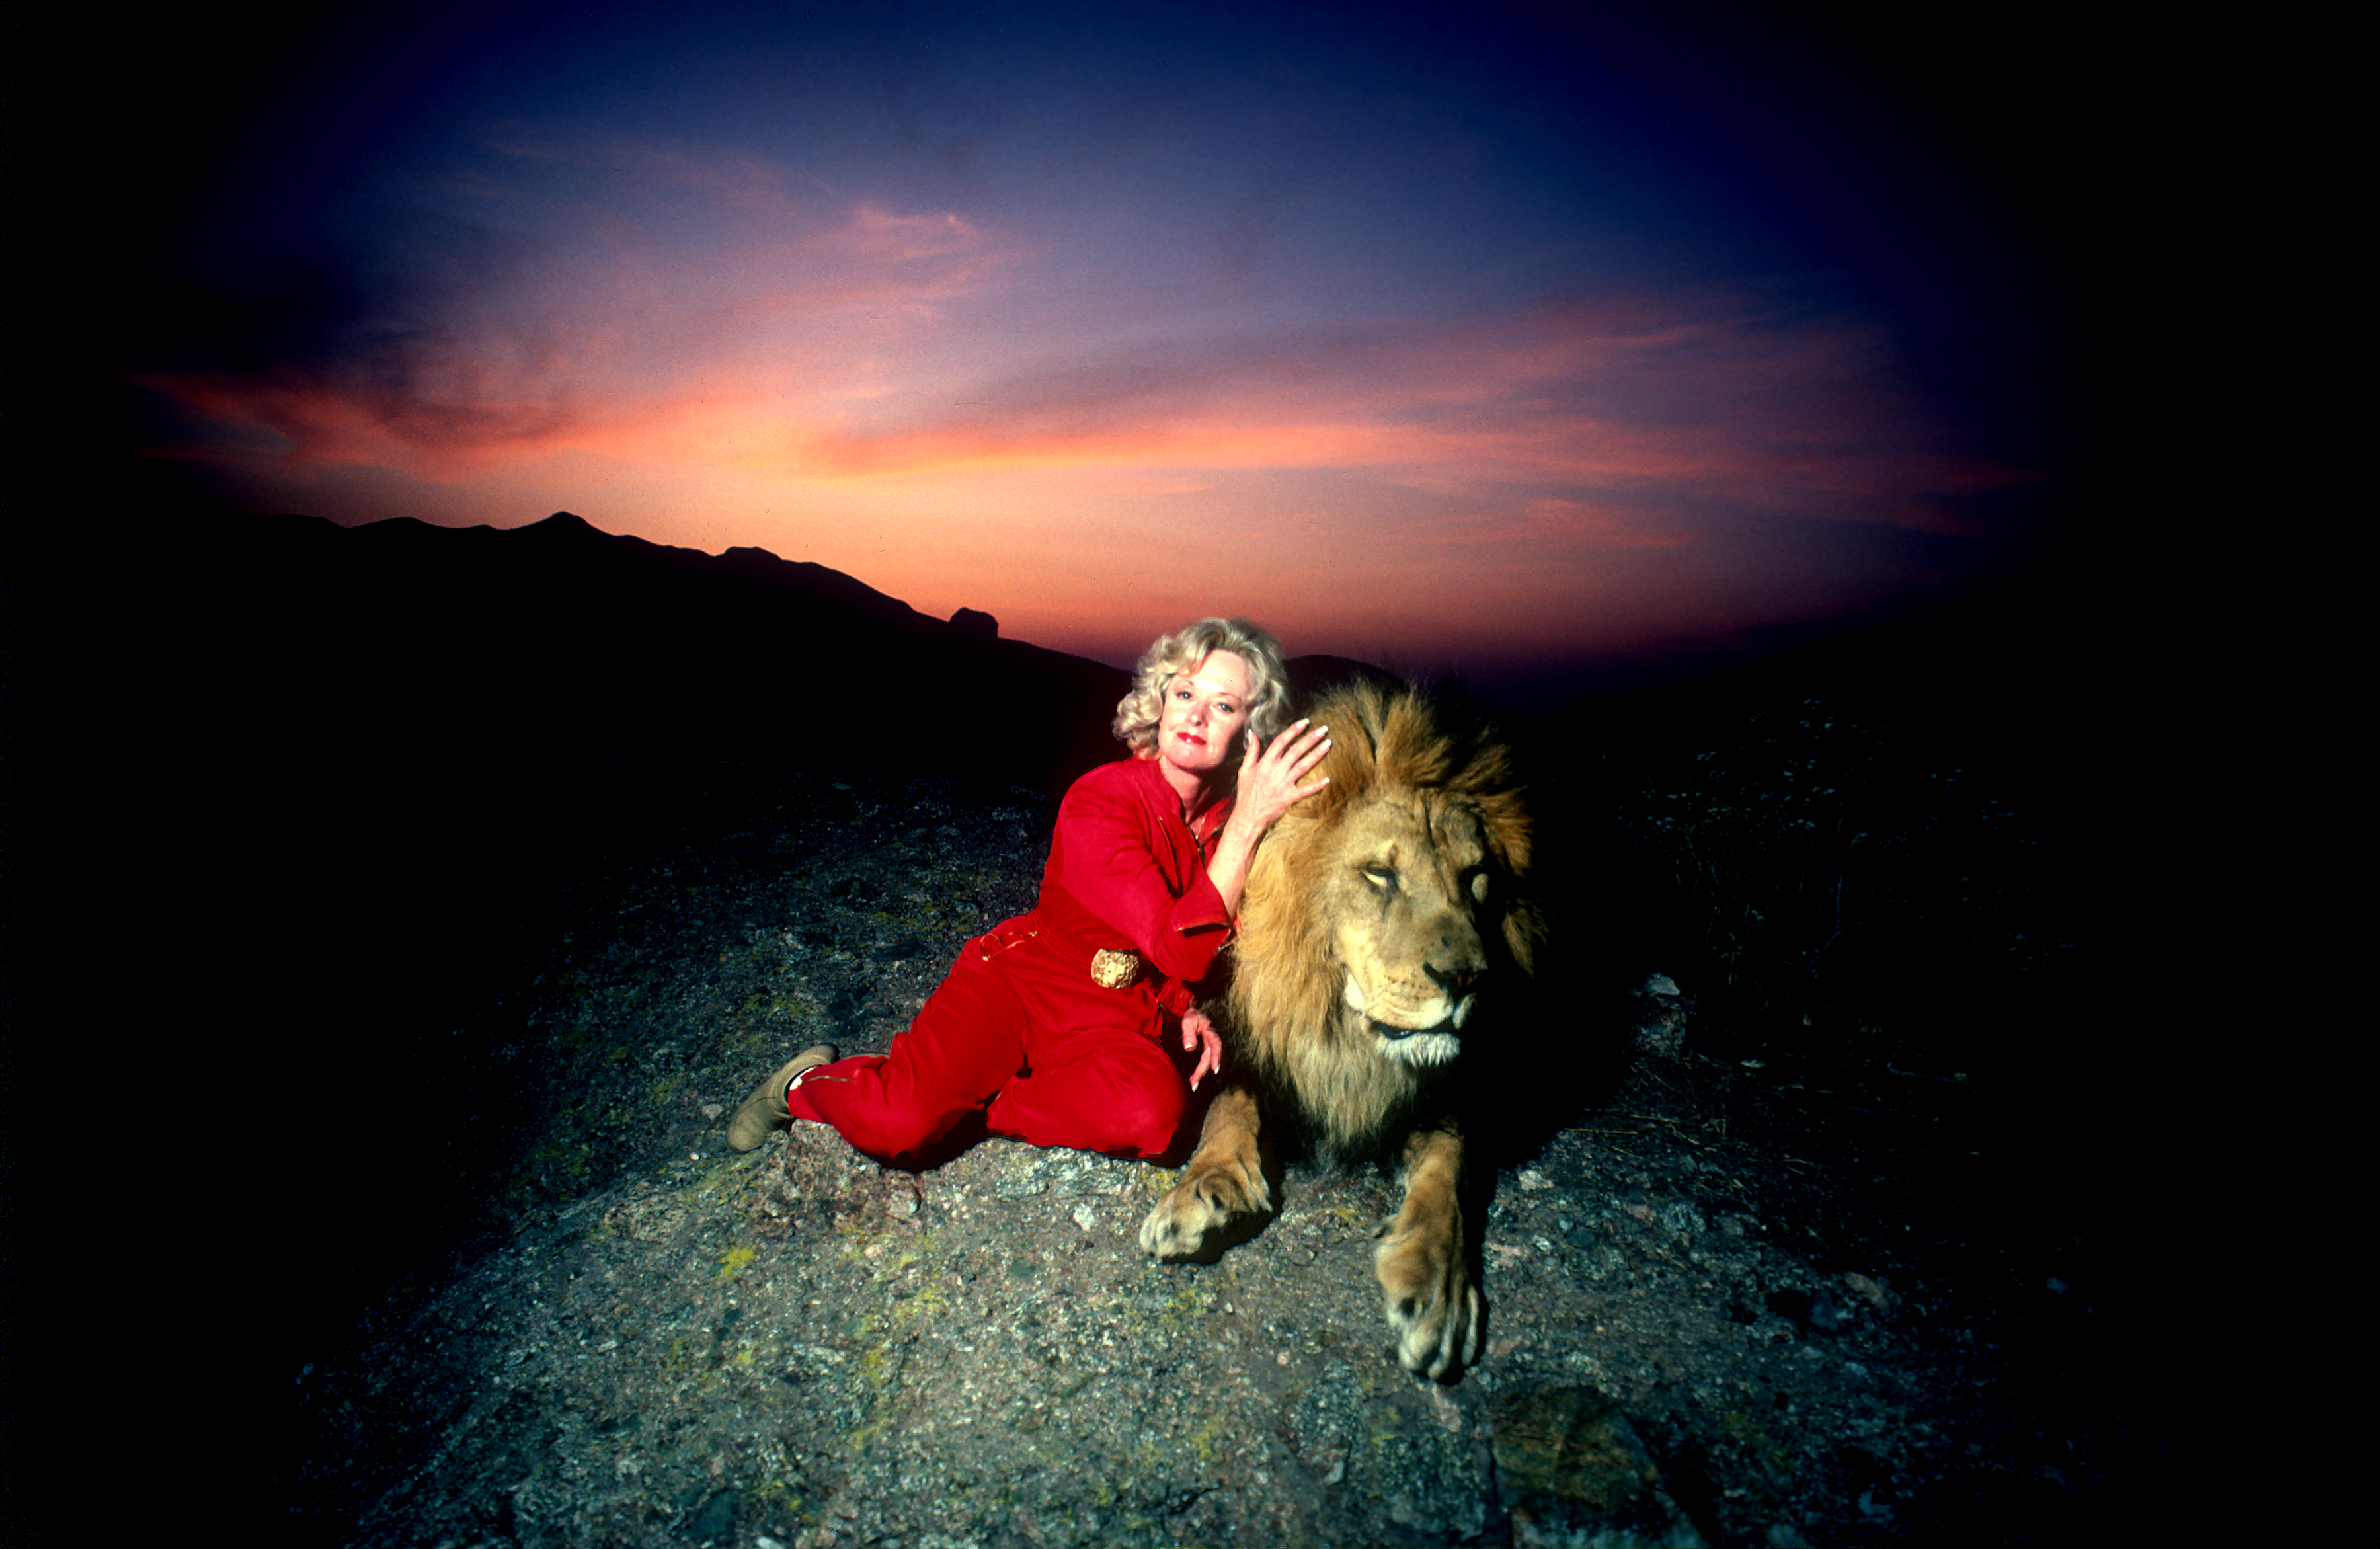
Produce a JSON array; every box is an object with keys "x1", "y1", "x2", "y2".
[
  {"x1": 141, "y1": 157, "x2": 2020, "y2": 563},
  {"x1": 139, "y1": 173, "x2": 1018, "y2": 480},
  {"x1": 768, "y1": 297, "x2": 2022, "y2": 538}
]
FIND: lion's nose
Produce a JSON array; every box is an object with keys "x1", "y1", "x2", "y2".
[
  {"x1": 1427, "y1": 915, "x2": 1488, "y2": 990},
  {"x1": 1426, "y1": 962, "x2": 1484, "y2": 996}
]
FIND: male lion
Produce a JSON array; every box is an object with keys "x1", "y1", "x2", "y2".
[{"x1": 1139, "y1": 680, "x2": 1542, "y2": 1380}]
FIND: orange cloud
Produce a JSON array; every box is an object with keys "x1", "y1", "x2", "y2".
[
  {"x1": 752, "y1": 298, "x2": 2020, "y2": 540},
  {"x1": 140, "y1": 145, "x2": 2021, "y2": 588},
  {"x1": 139, "y1": 174, "x2": 1019, "y2": 481}
]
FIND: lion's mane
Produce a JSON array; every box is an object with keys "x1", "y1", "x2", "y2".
[{"x1": 1225, "y1": 680, "x2": 1540, "y2": 1160}]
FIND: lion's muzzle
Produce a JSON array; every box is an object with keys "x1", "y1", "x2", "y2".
[
  {"x1": 1371, "y1": 1023, "x2": 1464, "y2": 1066},
  {"x1": 1342, "y1": 970, "x2": 1478, "y2": 1068}
]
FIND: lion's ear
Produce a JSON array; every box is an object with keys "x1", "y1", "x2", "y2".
[{"x1": 1478, "y1": 792, "x2": 1531, "y2": 876}]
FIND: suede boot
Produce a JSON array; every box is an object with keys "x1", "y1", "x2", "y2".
[{"x1": 727, "y1": 1044, "x2": 839, "y2": 1152}]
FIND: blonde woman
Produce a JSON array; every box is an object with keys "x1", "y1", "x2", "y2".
[{"x1": 730, "y1": 618, "x2": 1330, "y2": 1164}]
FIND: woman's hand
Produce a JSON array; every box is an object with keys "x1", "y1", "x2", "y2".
[
  {"x1": 1179, "y1": 1008, "x2": 1224, "y2": 1091},
  {"x1": 1228, "y1": 719, "x2": 1333, "y2": 836},
  {"x1": 1200, "y1": 718, "x2": 1332, "y2": 918}
]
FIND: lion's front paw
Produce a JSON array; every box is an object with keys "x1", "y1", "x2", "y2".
[
  {"x1": 1138, "y1": 1160, "x2": 1272, "y2": 1261},
  {"x1": 1375, "y1": 1222, "x2": 1482, "y2": 1381}
]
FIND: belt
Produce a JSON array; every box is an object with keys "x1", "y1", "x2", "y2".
[
  {"x1": 1089, "y1": 948, "x2": 1144, "y2": 989},
  {"x1": 978, "y1": 920, "x2": 1144, "y2": 990}
]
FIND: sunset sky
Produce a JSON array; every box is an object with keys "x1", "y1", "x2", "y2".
[{"x1": 118, "y1": 0, "x2": 2082, "y2": 699}]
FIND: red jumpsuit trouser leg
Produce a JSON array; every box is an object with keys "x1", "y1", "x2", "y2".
[{"x1": 785, "y1": 932, "x2": 1189, "y2": 1167}]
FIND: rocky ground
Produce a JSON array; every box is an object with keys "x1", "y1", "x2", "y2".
[{"x1": 266, "y1": 742, "x2": 2188, "y2": 1548}]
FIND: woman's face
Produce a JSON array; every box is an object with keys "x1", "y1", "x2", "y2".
[{"x1": 1156, "y1": 649, "x2": 1256, "y2": 779}]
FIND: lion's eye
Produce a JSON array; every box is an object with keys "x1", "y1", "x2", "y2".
[
  {"x1": 1361, "y1": 866, "x2": 1396, "y2": 891},
  {"x1": 1469, "y1": 870, "x2": 1490, "y2": 904}
]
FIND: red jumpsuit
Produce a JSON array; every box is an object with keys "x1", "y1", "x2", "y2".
[{"x1": 785, "y1": 754, "x2": 1234, "y2": 1166}]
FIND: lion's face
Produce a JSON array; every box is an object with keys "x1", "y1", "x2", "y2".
[
  {"x1": 1320, "y1": 791, "x2": 1497, "y2": 1068},
  {"x1": 1226, "y1": 680, "x2": 1536, "y2": 1154}
]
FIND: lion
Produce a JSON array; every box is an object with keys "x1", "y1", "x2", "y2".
[{"x1": 1139, "y1": 680, "x2": 1542, "y2": 1380}]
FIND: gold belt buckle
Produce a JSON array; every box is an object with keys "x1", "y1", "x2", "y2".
[{"x1": 1089, "y1": 948, "x2": 1142, "y2": 989}]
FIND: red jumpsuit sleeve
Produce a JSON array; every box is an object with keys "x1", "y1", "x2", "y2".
[
  {"x1": 1151, "y1": 976, "x2": 1199, "y2": 1019},
  {"x1": 1052, "y1": 772, "x2": 1233, "y2": 986}
]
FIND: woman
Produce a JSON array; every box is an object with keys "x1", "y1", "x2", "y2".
[{"x1": 728, "y1": 617, "x2": 1331, "y2": 1166}]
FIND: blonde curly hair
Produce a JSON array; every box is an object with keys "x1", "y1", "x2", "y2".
[{"x1": 1112, "y1": 618, "x2": 1293, "y2": 758}]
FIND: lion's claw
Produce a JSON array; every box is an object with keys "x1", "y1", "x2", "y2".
[
  {"x1": 1376, "y1": 1224, "x2": 1482, "y2": 1381},
  {"x1": 1139, "y1": 1164, "x2": 1271, "y2": 1260},
  {"x1": 1136, "y1": 1191, "x2": 1209, "y2": 1258}
]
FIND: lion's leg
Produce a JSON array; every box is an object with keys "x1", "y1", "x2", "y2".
[
  {"x1": 1138, "y1": 1082, "x2": 1273, "y2": 1261},
  {"x1": 1374, "y1": 1123, "x2": 1482, "y2": 1380}
]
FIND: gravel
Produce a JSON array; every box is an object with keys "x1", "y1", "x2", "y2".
[{"x1": 273, "y1": 764, "x2": 2172, "y2": 1548}]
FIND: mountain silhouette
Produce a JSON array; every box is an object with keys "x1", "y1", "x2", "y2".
[{"x1": 138, "y1": 508, "x2": 1133, "y2": 799}]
